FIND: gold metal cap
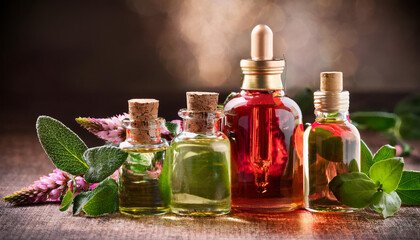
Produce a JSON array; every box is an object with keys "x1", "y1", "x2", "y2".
[
  {"x1": 240, "y1": 24, "x2": 284, "y2": 90},
  {"x1": 314, "y1": 71, "x2": 349, "y2": 113}
]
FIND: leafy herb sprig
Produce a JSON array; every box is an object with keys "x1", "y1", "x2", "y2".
[
  {"x1": 4, "y1": 115, "x2": 180, "y2": 216},
  {"x1": 329, "y1": 141, "x2": 420, "y2": 218}
]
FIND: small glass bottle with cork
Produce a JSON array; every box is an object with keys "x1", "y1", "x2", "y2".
[
  {"x1": 303, "y1": 72, "x2": 361, "y2": 212},
  {"x1": 119, "y1": 99, "x2": 169, "y2": 216},
  {"x1": 166, "y1": 92, "x2": 231, "y2": 216}
]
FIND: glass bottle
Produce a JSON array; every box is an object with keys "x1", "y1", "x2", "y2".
[
  {"x1": 119, "y1": 99, "x2": 169, "y2": 216},
  {"x1": 166, "y1": 92, "x2": 231, "y2": 216},
  {"x1": 223, "y1": 25, "x2": 303, "y2": 212},
  {"x1": 303, "y1": 72, "x2": 361, "y2": 212}
]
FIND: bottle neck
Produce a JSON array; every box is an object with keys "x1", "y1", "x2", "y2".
[
  {"x1": 122, "y1": 118, "x2": 163, "y2": 145},
  {"x1": 242, "y1": 89, "x2": 284, "y2": 96},
  {"x1": 178, "y1": 109, "x2": 223, "y2": 134},
  {"x1": 315, "y1": 110, "x2": 349, "y2": 123}
]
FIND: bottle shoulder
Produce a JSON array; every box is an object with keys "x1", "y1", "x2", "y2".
[
  {"x1": 119, "y1": 139, "x2": 168, "y2": 153},
  {"x1": 224, "y1": 91, "x2": 301, "y2": 112},
  {"x1": 172, "y1": 131, "x2": 229, "y2": 142},
  {"x1": 304, "y1": 121, "x2": 360, "y2": 140}
]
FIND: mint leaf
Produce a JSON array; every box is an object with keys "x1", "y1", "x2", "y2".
[
  {"x1": 398, "y1": 114, "x2": 420, "y2": 140},
  {"x1": 82, "y1": 178, "x2": 119, "y2": 216},
  {"x1": 396, "y1": 171, "x2": 420, "y2": 205},
  {"x1": 361, "y1": 140, "x2": 373, "y2": 175},
  {"x1": 59, "y1": 189, "x2": 74, "y2": 211},
  {"x1": 372, "y1": 145, "x2": 396, "y2": 163},
  {"x1": 370, "y1": 191, "x2": 401, "y2": 218},
  {"x1": 36, "y1": 116, "x2": 88, "y2": 175},
  {"x1": 396, "y1": 190, "x2": 420, "y2": 205},
  {"x1": 73, "y1": 191, "x2": 94, "y2": 216},
  {"x1": 329, "y1": 172, "x2": 377, "y2": 208},
  {"x1": 398, "y1": 171, "x2": 420, "y2": 190},
  {"x1": 308, "y1": 128, "x2": 343, "y2": 162},
  {"x1": 83, "y1": 146, "x2": 128, "y2": 183},
  {"x1": 395, "y1": 94, "x2": 420, "y2": 117},
  {"x1": 349, "y1": 159, "x2": 359, "y2": 172},
  {"x1": 369, "y1": 158, "x2": 404, "y2": 193},
  {"x1": 351, "y1": 112, "x2": 397, "y2": 131}
]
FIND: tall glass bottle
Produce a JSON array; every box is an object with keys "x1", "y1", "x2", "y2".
[
  {"x1": 119, "y1": 99, "x2": 169, "y2": 216},
  {"x1": 303, "y1": 72, "x2": 361, "y2": 212},
  {"x1": 166, "y1": 92, "x2": 231, "y2": 216},
  {"x1": 223, "y1": 25, "x2": 303, "y2": 212}
]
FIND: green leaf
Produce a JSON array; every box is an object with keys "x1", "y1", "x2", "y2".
[
  {"x1": 159, "y1": 153, "x2": 171, "y2": 206},
  {"x1": 223, "y1": 92, "x2": 239, "y2": 105},
  {"x1": 369, "y1": 158, "x2": 404, "y2": 193},
  {"x1": 349, "y1": 159, "x2": 359, "y2": 172},
  {"x1": 397, "y1": 114, "x2": 420, "y2": 140},
  {"x1": 82, "y1": 178, "x2": 119, "y2": 216},
  {"x1": 83, "y1": 146, "x2": 128, "y2": 183},
  {"x1": 396, "y1": 171, "x2": 420, "y2": 205},
  {"x1": 293, "y1": 87, "x2": 313, "y2": 113},
  {"x1": 372, "y1": 145, "x2": 396, "y2": 163},
  {"x1": 398, "y1": 171, "x2": 420, "y2": 190},
  {"x1": 73, "y1": 191, "x2": 94, "y2": 216},
  {"x1": 396, "y1": 190, "x2": 420, "y2": 205},
  {"x1": 351, "y1": 112, "x2": 397, "y2": 131},
  {"x1": 370, "y1": 191, "x2": 401, "y2": 218},
  {"x1": 36, "y1": 116, "x2": 88, "y2": 175},
  {"x1": 165, "y1": 122, "x2": 181, "y2": 137},
  {"x1": 59, "y1": 189, "x2": 74, "y2": 211},
  {"x1": 308, "y1": 127, "x2": 343, "y2": 162},
  {"x1": 329, "y1": 172, "x2": 377, "y2": 208},
  {"x1": 394, "y1": 94, "x2": 420, "y2": 117},
  {"x1": 361, "y1": 140, "x2": 373, "y2": 175}
]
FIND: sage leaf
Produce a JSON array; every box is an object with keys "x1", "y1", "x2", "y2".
[
  {"x1": 73, "y1": 191, "x2": 94, "y2": 216},
  {"x1": 165, "y1": 122, "x2": 181, "y2": 137},
  {"x1": 361, "y1": 140, "x2": 373, "y2": 175},
  {"x1": 370, "y1": 191, "x2": 401, "y2": 218},
  {"x1": 59, "y1": 189, "x2": 74, "y2": 211},
  {"x1": 351, "y1": 112, "x2": 397, "y2": 131},
  {"x1": 396, "y1": 171, "x2": 420, "y2": 205},
  {"x1": 329, "y1": 172, "x2": 377, "y2": 208},
  {"x1": 82, "y1": 178, "x2": 119, "y2": 216},
  {"x1": 372, "y1": 145, "x2": 396, "y2": 163},
  {"x1": 36, "y1": 116, "x2": 88, "y2": 175},
  {"x1": 83, "y1": 146, "x2": 128, "y2": 183},
  {"x1": 369, "y1": 158, "x2": 404, "y2": 193}
]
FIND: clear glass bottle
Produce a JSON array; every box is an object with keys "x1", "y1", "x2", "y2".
[
  {"x1": 223, "y1": 25, "x2": 304, "y2": 212},
  {"x1": 119, "y1": 117, "x2": 169, "y2": 216},
  {"x1": 166, "y1": 93, "x2": 231, "y2": 216},
  {"x1": 303, "y1": 72, "x2": 361, "y2": 212}
]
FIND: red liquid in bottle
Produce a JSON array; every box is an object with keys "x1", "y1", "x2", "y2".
[{"x1": 223, "y1": 90, "x2": 304, "y2": 212}]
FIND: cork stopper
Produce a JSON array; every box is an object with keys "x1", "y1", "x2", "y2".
[
  {"x1": 127, "y1": 99, "x2": 160, "y2": 143},
  {"x1": 128, "y1": 99, "x2": 159, "y2": 121},
  {"x1": 186, "y1": 92, "x2": 218, "y2": 111},
  {"x1": 314, "y1": 72, "x2": 349, "y2": 113},
  {"x1": 320, "y1": 72, "x2": 343, "y2": 92},
  {"x1": 185, "y1": 92, "x2": 219, "y2": 133}
]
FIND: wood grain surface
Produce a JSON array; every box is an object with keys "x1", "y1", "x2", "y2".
[{"x1": 1, "y1": 132, "x2": 420, "y2": 240}]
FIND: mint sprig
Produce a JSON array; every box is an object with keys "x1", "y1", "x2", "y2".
[{"x1": 329, "y1": 142, "x2": 420, "y2": 218}]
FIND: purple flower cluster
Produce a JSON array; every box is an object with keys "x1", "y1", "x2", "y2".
[
  {"x1": 3, "y1": 169, "x2": 87, "y2": 205},
  {"x1": 75, "y1": 114, "x2": 129, "y2": 144}
]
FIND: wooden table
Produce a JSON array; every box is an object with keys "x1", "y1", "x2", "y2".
[{"x1": 1, "y1": 132, "x2": 420, "y2": 239}]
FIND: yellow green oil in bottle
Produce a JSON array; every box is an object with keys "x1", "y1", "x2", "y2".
[{"x1": 166, "y1": 92, "x2": 231, "y2": 216}]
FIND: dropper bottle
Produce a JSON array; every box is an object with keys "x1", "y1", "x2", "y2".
[
  {"x1": 303, "y1": 72, "x2": 361, "y2": 212},
  {"x1": 223, "y1": 25, "x2": 303, "y2": 212}
]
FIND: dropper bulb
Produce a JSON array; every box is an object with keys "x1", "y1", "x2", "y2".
[{"x1": 251, "y1": 24, "x2": 273, "y2": 61}]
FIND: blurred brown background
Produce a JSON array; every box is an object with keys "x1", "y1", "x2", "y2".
[{"x1": 1, "y1": 0, "x2": 419, "y2": 145}]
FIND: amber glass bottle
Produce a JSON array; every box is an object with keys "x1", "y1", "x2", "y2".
[{"x1": 223, "y1": 25, "x2": 303, "y2": 212}]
